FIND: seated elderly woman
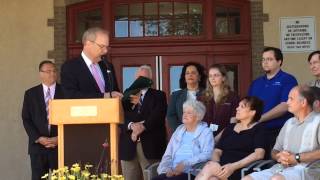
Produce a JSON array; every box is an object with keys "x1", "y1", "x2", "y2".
[
  {"x1": 153, "y1": 100, "x2": 214, "y2": 180},
  {"x1": 195, "y1": 96, "x2": 266, "y2": 180}
]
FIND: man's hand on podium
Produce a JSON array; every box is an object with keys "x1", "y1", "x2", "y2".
[{"x1": 104, "y1": 91, "x2": 123, "y2": 98}]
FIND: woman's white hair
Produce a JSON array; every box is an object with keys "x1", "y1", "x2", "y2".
[{"x1": 183, "y1": 100, "x2": 206, "y2": 121}]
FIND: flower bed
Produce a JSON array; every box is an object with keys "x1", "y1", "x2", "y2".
[{"x1": 41, "y1": 164, "x2": 124, "y2": 180}]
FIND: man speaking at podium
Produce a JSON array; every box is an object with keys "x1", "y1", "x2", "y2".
[
  {"x1": 61, "y1": 27, "x2": 121, "y2": 99},
  {"x1": 60, "y1": 27, "x2": 122, "y2": 167}
]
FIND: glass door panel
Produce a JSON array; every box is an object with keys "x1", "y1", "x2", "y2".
[
  {"x1": 122, "y1": 67, "x2": 140, "y2": 90},
  {"x1": 209, "y1": 54, "x2": 250, "y2": 97},
  {"x1": 111, "y1": 56, "x2": 156, "y2": 92},
  {"x1": 169, "y1": 66, "x2": 183, "y2": 93}
]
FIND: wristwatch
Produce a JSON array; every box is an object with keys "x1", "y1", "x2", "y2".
[{"x1": 295, "y1": 153, "x2": 301, "y2": 163}]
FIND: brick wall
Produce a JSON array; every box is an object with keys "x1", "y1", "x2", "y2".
[
  {"x1": 250, "y1": 0, "x2": 265, "y2": 80},
  {"x1": 49, "y1": 0, "x2": 87, "y2": 73}
]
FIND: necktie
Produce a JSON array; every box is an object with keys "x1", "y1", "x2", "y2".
[
  {"x1": 316, "y1": 79, "x2": 320, "y2": 87},
  {"x1": 90, "y1": 64, "x2": 105, "y2": 93},
  {"x1": 45, "y1": 88, "x2": 51, "y2": 132},
  {"x1": 140, "y1": 93, "x2": 143, "y2": 104},
  {"x1": 137, "y1": 93, "x2": 143, "y2": 113}
]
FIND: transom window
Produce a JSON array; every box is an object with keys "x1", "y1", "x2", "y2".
[
  {"x1": 215, "y1": 6, "x2": 240, "y2": 35},
  {"x1": 114, "y1": 1, "x2": 203, "y2": 38}
]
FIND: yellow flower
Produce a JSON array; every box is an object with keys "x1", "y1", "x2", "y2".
[
  {"x1": 100, "y1": 173, "x2": 108, "y2": 178},
  {"x1": 74, "y1": 166, "x2": 81, "y2": 172},
  {"x1": 85, "y1": 164, "x2": 93, "y2": 170},
  {"x1": 41, "y1": 173, "x2": 48, "y2": 179},
  {"x1": 82, "y1": 171, "x2": 90, "y2": 177},
  {"x1": 53, "y1": 169, "x2": 59, "y2": 175},
  {"x1": 72, "y1": 163, "x2": 80, "y2": 168},
  {"x1": 68, "y1": 175, "x2": 76, "y2": 180}
]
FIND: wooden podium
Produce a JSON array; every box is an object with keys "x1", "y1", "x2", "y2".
[{"x1": 49, "y1": 98, "x2": 123, "y2": 175}]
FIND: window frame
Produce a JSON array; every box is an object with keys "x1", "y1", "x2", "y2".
[
  {"x1": 213, "y1": 0, "x2": 250, "y2": 40},
  {"x1": 111, "y1": 0, "x2": 206, "y2": 41}
]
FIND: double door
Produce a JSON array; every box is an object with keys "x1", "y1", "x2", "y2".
[{"x1": 111, "y1": 54, "x2": 250, "y2": 98}]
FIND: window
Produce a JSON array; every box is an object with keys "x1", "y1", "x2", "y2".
[
  {"x1": 224, "y1": 64, "x2": 238, "y2": 91},
  {"x1": 122, "y1": 67, "x2": 139, "y2": 90},
  {"x1": 75, "y1": 9, "x2": 102, "y2": 43},
  {"x1": 114, "y1": 1, "x2": 203, "y2": 38},
  {"x1": 169, "y1": 66, "x2": 183, "y2": 93},
  {"x1": 115, "y1": 4, "x2": 129, "y2": 37},
  {"x1": 215, "y1": 7, "x2": 240, "y2": 35}
]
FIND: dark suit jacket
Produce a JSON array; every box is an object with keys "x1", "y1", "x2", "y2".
[
  {"x1": 119, "y1": 88, "x2": 167, "y2": 160},
  {"x1": 60, "y1": 56, "x2": 119, "y2": 99},
  {"x1": 22, "y1": 84, "x2": 64, "y2": 154},
  {"x1": 166, "y1": 89, "x2": 203, "y2": 131}
]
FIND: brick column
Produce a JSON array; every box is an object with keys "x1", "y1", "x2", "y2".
[
  {"x1": 48, "y1": 0, "x2": 87, "y2": 74},
  {"x1": 250, "y1": 0, "x2": 266, "y2": 80}
]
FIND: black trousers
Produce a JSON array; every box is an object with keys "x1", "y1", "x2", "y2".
[
  {"x1": 152, "y1": 173, "x2": 195, "y2": 180},
  {"x1": 264, "y1": 128, "x2": 281, "y2": 159},
  {"x1": 30, "y1": 152, "x2": 57, "y2": 180}
]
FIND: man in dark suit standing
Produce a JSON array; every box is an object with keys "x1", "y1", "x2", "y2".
[
  {"x1": 22, "y1": 60, "x2": 64, "y2": 180},
  {"x1": 61, "y1": 27, "x2": 122, "y2": 99},
  {"x1": 119, "y1": 65, "x2": 167, "y2": 180},
  {"x1": 60, "y1": 27, "x2": 122, "y2": 167}
]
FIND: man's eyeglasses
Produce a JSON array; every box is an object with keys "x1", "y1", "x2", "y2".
[
  {"x1": 40, "y1": 70, "x2": 57, "y2": 74},
  {"x1": 261, "y1": 58, "x2": 275, "y2": 62},
  {"x1": 90, "y1": 41, "x2": 109, "y2": 50}
]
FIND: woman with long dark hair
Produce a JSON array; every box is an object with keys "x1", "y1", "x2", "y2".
[{"x1": 166, "y1": 62, "x2": 207, "y2": 131}]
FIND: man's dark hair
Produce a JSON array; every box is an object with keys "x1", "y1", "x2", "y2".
[
  {"x1": 39, "y1": 60, "x2": 55, "y2": 71},
  {"x1": 310, "y1": 86, "x2": 320, "y2": 101},
  {"x1": 298, "y1": 85, "x2": 316, "y2": 108},
  {"x1": 263, "y1": 47, "x2": 283, "y2": 66},
  {"x1": 307, "y1": 51, "x2": 320, "y2": 62},
  {"x1": 179, "y1": 62, "x2": 207, "y2": 89}
]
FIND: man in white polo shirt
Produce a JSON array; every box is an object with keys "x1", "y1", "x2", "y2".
[{"x1": 243, "y1": 85, "x2": 320, "y2": 180}]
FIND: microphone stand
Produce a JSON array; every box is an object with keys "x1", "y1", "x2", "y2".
[
  {"x1": 96, "y1": 140, "x2": 109, "y2": 175},
  {"x1": 102, "y1": 56, "x2": 114, "y2": 98}
]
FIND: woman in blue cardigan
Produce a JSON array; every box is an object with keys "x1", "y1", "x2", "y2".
[{"x1": 154, "y1": 100, "x2": 214, "y2": 180}]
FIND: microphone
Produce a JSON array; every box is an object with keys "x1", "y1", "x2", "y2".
[
  {"x1": 102, "y1": 56, "x2": 114, "y2": 98},
  {"x1": 106, "y1": 69, "x2": 113, "y2": 98}
]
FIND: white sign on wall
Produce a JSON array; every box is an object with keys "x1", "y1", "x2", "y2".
[{"x1": 280, "y1": 16, "x2": 316, "y2": 52}]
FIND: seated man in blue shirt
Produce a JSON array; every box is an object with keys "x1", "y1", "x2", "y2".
[{"x1": 248, "y1": 47, "x2": 298, "y2": 157}]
